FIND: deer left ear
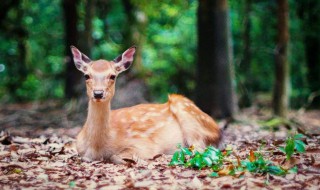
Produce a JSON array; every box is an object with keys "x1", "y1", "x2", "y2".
[
  {"x1": 113, "y1": 46, "x2": 136, "y2": 73},
  {"x1": 70, "y1": 45, "x2": 92, "y2": 73}
]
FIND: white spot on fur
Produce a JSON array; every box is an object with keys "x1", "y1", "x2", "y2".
[
  {"x1": 148, "y1": 107, "x2": 157, "y2": 111},
  {"x1": 145, "y1": 112, "x2": 160, "y2": 117},
  {"x1": 184, "y1": 102, "x2": 192, "y2": 107},
  {"x1": 131, "y1": 116, "x2": 138, "y2": 121},
  {"x1": 160, "y1": 108, "x2": 168, "y2": 113},
  {"x1": 142, "y1": 122, "x2": 165, "y2": 137},
  {"x1": 140, "y1": 116, "x2": 148, "y2": 122}
]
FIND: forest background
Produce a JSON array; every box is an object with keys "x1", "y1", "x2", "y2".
[{"x1": 0, "y1": 0, "x2": 319, "y2": 119}]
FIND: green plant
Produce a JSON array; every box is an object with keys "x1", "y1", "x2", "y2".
[
  {"x1": 279, "y1": 133, "x2": 306, "y2": 160},
  {"x1": 242, "y1": 151, "x2": 286, "y2": 176},
  {"x1": 169, "y1": 134, "x2": 305, "y2": 178}
]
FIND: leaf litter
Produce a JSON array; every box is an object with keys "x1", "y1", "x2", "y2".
[{"x1": 0, "y1": 103, "x2": 320, "y2": 189}]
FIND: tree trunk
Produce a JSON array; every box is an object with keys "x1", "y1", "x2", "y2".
[
  {"x1": 1, "y1": 1, "x2": 29, "y2": 101},
  {"x1": 297, "y1": 0, "x2": 320, "y2": 108},
  {"x1": 62, "y1": 0, "x2": 82, "y2": 99},
  {"x1": 273, "y1": 0, "x2": 290, "y2": 117},
  {"x1": 121, "y1": 0, "x2": 147, "y2": 75},
  {"x1": 80, "y1": 0, "x2": 95, "y2": 56},
  {"x1": 239, "y1": 0, "x2": 252, "y2": 107},
  {"x1": 196, "y1": 0, "x2": 236, "y2": 119}
]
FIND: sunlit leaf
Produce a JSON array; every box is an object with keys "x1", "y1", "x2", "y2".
[
  {"x1": 181, "y1": 147, "x2": 193, "y2": 156},
  {"x1": 203, "y1": 157, "x2": 213, "y2": 167}
]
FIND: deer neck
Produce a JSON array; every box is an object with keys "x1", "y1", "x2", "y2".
[{"x1": 85, "y1": 99, "x2": 111, "y2": 137}]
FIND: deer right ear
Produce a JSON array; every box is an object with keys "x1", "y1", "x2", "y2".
[
  {"x1": 113, "y1": 46, "x2": 136, "y2": 74},
  {"x1": 70, "y1": 45, "x2": 92, "y2": 73}
]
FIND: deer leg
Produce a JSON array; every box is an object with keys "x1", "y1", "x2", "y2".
[{"x1": 110, "y1": 148, "x2": 148, "y2": 165}]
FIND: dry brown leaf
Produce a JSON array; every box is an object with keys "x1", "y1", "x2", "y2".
[{"x1": 249, "y1": 149, "x2": 256, "y2": 162}]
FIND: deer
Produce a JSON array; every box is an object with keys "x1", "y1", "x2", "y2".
[{"x1": 70, "y1": 45, "x2": 221, "y2": 164}]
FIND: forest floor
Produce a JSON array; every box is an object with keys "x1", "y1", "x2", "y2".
[{"x1": 0, "y1": 101, "x2": 320, "y2": 189}]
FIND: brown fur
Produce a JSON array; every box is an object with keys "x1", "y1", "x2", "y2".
[{"x1": 77, "y1": 93, "x2": 221, "y2": 163}]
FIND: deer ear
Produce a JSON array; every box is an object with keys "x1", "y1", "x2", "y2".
[
  {"x1": 113, "y1": 46, "x2": 136, "y2": 73},
  {"x1": 70, "y1": 45, "x2": 91, "y2": 73}
]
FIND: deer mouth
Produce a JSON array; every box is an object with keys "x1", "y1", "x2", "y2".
[{"x1": 92, "y1": 97, "x2": 106, "y2": 102}]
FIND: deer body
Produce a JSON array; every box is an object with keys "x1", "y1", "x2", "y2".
[{"x1": 71, "y1": 46, "x2": 221, "y2": 163}]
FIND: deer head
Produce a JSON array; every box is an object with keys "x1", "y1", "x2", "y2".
[{"x1": 70, "y1": 46, "x2": 136, "y2": 102}]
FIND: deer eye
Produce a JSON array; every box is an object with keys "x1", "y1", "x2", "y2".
[
  {"x1": 84, "y1": 74, "x2": 90, "y2": 80},
  {"x1": 109, "y1": 75, "x2": 116, "y2": 80}
]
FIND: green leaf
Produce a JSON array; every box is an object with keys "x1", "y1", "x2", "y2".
[
  {"x1": 256, "y1": 157, "x2": 267, "y2": 168},
  {"x1": 69, "y1": 181, "x2": 76, "y2": 188},
  {"x1": 179, "y1": 151, "x2": 185, "y2": 163},
  {"x1": 203, "y1": 157, "x2": 213, "y2": 167},
  {"x1": 294, "y1": 140, "x2": 306, "y2": 153},
  {"x1": 209, "y1": 172, "x2": 219, "y2": 177},
  {"x1": 267, "y1": 165, "x2": 286, "y2": 176},
  {"x1": 169, "y1": 151, "x2": 184, "y2": 166},
  {"x1": 194, "y1": 156, "x2": 203, "y2": 169},
  {"x1": 294, "y1": 133, "x2": 304, "y2": 139},
  {"x1": 181, "y1": 147, "x2": 193, "y2": 156},
  {"x1": 288, "y1": 166, "x2": 298, "y2": 174},
  {"x1": 13, "y1": 168, "x2": 22, "y2": 174},
  {"x1": 279, "y1": 146, "x2": 285, "y2": 153},
  {"x1": 211, "y1": 164, "x2": 222, "y2": 171},
  {"x1": 244, "y1": 162, "x2": 256, "y2": 172},
  {"x1": 228, "y1": 168, "x2": 236, "y2": 176},
  {"x1": 285, "y1": 138, "x2": 295, "y2": 160}
]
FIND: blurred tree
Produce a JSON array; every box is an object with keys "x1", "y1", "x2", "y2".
[
  {"x1": 80, "y1": 0, "x2": 95, "y2": 56},
  {"x1": 297, "y1": 0, "x2": 320, "y2": 108},
  {"x1": 0, "y1": 0, "x2": 29, "y2": 101},
  {"x1": 196, "y1": 0, "x2": 236, "y2": 118},
  {"x1": 238, "y1": 0, "x2": 253, "y2": 107},
  {"x1": 273, "y1": 0, "x2": 289, "y2": 117},
  {"x1": 121, "y1": 0, "x2": 147, "y2": 75},
  {"x1": 62, "y1": 0, "x2": 82, "y2": 99}
]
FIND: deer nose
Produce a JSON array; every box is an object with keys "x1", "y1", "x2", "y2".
[{"x1": 93, "y1": 90, "x2": 104, "y2": 99}]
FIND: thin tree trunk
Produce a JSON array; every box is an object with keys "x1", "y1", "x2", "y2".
[
  {"x1": 273, "y1": 0, "x2": 290, "y2": 117},
  {"x1": 63, "y1": 0, "x2": 82, "y2": 99},
  {"x1": 196, "y1": 0, "x2": 236, "y2": 119},
  {"x1": 239, "y1": 0, "x2": 252, "y2": 107}
]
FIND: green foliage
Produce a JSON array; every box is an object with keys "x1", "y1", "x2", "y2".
[
  {"x1": 169, "y1": 144, "x2": 192, "y2": 166},
  {"x1": 279, "y1": 133, "x2": 306, "y2": 160},
  {"x1": 169, "y1": 134, "x2": 305, "y2": 178},
  {"x1": 185, "y1": 146, "x2": 224, "y2": 170},
  {"x1": 0, "y1": 0, "x2": 317, "y2": 106},
  {"x1": 242, "y1": 153, "x2": 286, "y2": 176}
]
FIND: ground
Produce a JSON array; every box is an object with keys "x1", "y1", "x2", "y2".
[{"x1": 0, "y1": 101, "x2": 320, "y2": 189}]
